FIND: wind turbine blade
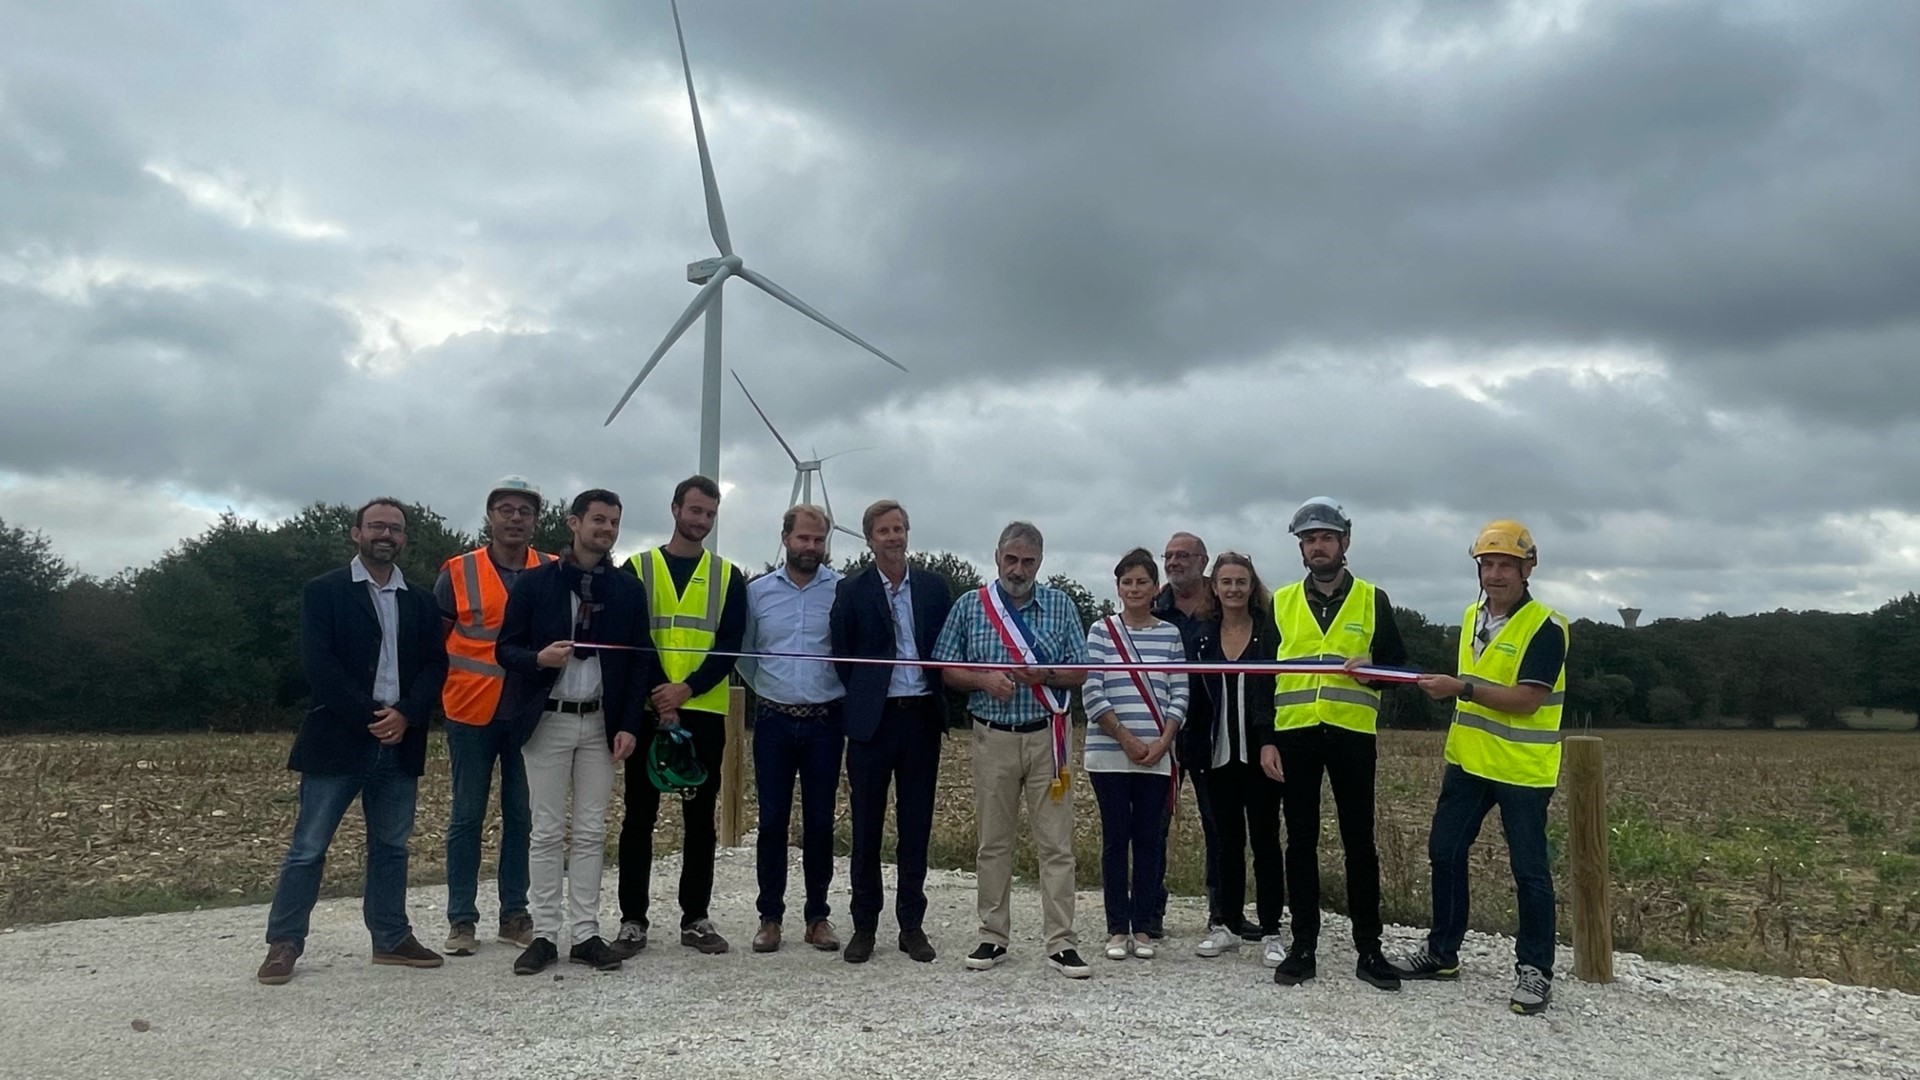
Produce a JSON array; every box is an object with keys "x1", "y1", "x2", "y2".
[
  {"x1": 670, "y1": 0, "x2": 731, "y2": 256},
  {"x1": 788, "y1": 471, "x2": 803, "y2": 509},
  {"x1": 834, "y1": 523, "x2": 863, "y2": 539},
  {"x1": 817, "y1": 445, "x2": 875, "y2": 461},
  {"x1": 729, "y1": 369, "x2": 803, "y2": 467},
  {"x1": 606, "y1": 266, "x2": 731, "y2": 425},
  {"x1": 736, "y1": 267, "x2": 907, "y2": 373},
  {"x1": 817, "y1": 465, "x2": 846, "y2": 534}
]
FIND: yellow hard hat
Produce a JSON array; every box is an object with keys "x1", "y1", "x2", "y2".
[{"x1": 1470, "y1": 519, "x2": 1537, "y2": 563}]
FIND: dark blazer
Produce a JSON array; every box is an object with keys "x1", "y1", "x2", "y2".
[
  {"x1": 290, "y1": 564, "x2": 448, "y2": 778},
  {"x1": 830, "y1": 565, "x2": 953, "y2": 742},
  {"x1": 1186, "y1": 613, "x2": 1282, "y2": 769},
  {"x1": 495, "y1": 559, "x2": 654, "y2": 749}
]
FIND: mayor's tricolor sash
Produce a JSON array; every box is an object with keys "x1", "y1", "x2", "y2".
[
  {"x1": 980, "y1": 582, "x2": 1073, "y2": 801},
  {"x1": 1104, "y1": 615, "x2": 1179, "y2": 814}
]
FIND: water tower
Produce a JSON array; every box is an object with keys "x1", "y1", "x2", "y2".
[{"x1": 1618, "y1": 607, "x2": 1642, "y2": 629}]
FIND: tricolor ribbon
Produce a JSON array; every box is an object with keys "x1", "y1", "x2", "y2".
[
  {"x1": 1103, "y1": 616, "x2": 1180, "y2": 814},
  {"x1": 979, "y1": 583, "x2": 1075, "y2": 801}
]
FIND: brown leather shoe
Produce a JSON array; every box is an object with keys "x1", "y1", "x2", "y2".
[
  {"x1": 751, "y1": 920, "x2": 782, "y2": 953},
  {"x1": 497, "y1": 913, "x2": 535, "y2": 949},
  {"x1": 257, "y1": 942, "x2": 299, "y2": 985},
  {"x1": 372, "y1": 934, "x2": 444, "y2": 968},
  {"x1": 805, "y1": 920, "x2": 841, "y2": 952}
]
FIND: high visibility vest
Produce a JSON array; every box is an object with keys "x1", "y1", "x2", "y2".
[
  {"x1": 632, "y1": 547, "x2": 735, "y2": 715},
  {"x1": 441, "y1": 546, "x2": 555, "y2": 725},
  {"x1": 1444, "y1": 599, "x2": 1569, "y2": 788},
  {"x1": 1271, "y1": 578, "x2": 1382, "y2": 736}
]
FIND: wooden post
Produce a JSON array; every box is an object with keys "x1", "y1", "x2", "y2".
[
  {"x1": 718, "y1": 684, "x2": 748, "y2": 847},
  {"x1": 1565, "y1": 734, "x2": 1614, "y2": 983}
]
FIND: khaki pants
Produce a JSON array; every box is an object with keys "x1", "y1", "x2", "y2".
[{"x1": 971, "y1": 720, "x2": 1077, "y2": 953}]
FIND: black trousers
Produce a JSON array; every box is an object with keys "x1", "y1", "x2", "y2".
[
  {"x1": 1206, "y1": 759, "x2": 1286, "y2": 935},
  {"x1": 1274, "y1": 723, "x2": 1382, "y2": 954},
  {"x1": 846, "y1": 697, "x2": 943, "y2": 934},
  {"x1": 619, "y1": 708, "x2": 726, "y2": 930}
]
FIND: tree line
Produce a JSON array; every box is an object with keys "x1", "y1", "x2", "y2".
[{"x1": 0, "y1": 508, "x2": 1914, "y2": 733}]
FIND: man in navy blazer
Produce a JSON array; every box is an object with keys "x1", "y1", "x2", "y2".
[
  {"x1": 830, "y1": 498, "x2": 953, "y2": 964},
  {"x1": 259, "y1": 498, "x2": 449, "y2": 985}
]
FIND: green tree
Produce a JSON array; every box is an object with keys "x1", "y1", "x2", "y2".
[{"x1": 0, "y1": 518, "x2": 72, "y2": 724}]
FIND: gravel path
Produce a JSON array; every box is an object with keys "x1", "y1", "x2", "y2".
[{"x1": 3, "y1": 847, "x2": 1916, "y2": 1080}]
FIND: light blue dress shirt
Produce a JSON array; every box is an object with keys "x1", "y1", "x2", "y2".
[
  {"x1": 884, "y1": 570, "x2": 930, "y2": 697},
  {"x1": 742, "y1": 563, "x2": 845, "y2": 705},
  {"x1": 349, "y1": 555, "x2": 406, "y2": 707}
]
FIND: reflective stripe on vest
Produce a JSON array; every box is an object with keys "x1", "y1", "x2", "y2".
[
  {"x1": 633, "y1": 547, "x2": 734, "y2": 715},
  {"x1": 1270, "y1": 578, "x2": 1382, "y2": 735},
  {"x1": 1443, "y1": 599, "x2": 1569, "y2": 788},
  {"x1": 442, "y1": 546, "x2": 554, "y2": 724}
]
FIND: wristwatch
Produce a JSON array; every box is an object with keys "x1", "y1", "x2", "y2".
[{"x1": 1458, "y1": 681, "x2": 1475, "y2": 703}]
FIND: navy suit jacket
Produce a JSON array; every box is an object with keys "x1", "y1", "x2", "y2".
[
  {"x1": 495, "y1": 559, "x2": 655, "y2": 749},
  {"x1": 830, "y1": 565, "x2": 952, "y2": 743},
  {"x1": 290, "y1": 564, "x2": 448, "y2": 778}
]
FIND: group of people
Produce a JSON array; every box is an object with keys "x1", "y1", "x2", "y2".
[{"x1": 257, "y1": 475, "x2": 1569, "y2": 1016}]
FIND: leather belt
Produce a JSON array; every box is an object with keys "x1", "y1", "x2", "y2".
[
  {"x1": 759, "y1": 700, "x2": 836, "y2": 719},
  {"x1": 545, "y1": 698, "x2": 602, "y2": 715},
  {"x1": 971, "y1": 713, "x2": 1048, "y2": 734}
]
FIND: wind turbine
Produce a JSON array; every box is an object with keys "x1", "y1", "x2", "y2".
[
  {"x1": 732, "y1": 371, "x2": 867, "y2": 561},
  {"x1": 605, "y1": 0, "x2": 906, "y2": 530}
]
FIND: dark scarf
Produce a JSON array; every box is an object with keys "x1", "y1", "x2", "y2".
[{"x1": 558, "y1": 548, "x2": 613, "y2": 647}]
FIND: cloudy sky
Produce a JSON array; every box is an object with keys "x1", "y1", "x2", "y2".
[{"x1": 3, "y1": 0, "x2": 1917, "y2": 624}]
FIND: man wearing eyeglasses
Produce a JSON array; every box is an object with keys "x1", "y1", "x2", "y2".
[{"x1": 433, "y1": 476, "x2": 558, "y2": 958}]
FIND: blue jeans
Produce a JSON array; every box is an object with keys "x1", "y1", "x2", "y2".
[
  {"x1": 1425, "y1": 763, "x2": 1556, "y2": 974},
  {"x1": 444, "y1": 719, "x2": 530, "y2": 927},
  {"x1": 1090, "y1": 771, "x2": 1171, "y2": 937},
  {"x1": 265, "y1": 746, "x2": 418, "y2": 952},
  {"x1": 753, "y1": 702, "x2": 845, "y2": 924}
]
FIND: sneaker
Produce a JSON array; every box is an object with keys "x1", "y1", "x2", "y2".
[
  {"x1": 513, "y1": 937, "x2": 558, "y2": 975},
  {"x1": 844, "y1": 930, "x2": 875, "y2": 964},
  {"x1": 898, "y1": 928, "x2": 937, "y2": 963},
  {"x1": 1048, "y1": 948, "x2": 1092, "y2": 978},
  {"x1": 681, "y1": 918, "x2": 730, "y2": 955},
  {"x1": 1104, "y1": 935, "x2": 1131, "y2": 961},
  {"x1": 371, "y1": 934, "x2": 444, "y2": 968},
  {"x1": 1510, "y1": 964, "x2": 1552, "y2": 1015},
  {"x1": 752, "y1": 920, "x2": 782, "y2": 954},
  {"x1": 609, "y1": 920, "x2": 648, "y2": 959},
  {"x1": 1131, "y1": 934, "x2": 1156, "y2": 960},
  {"x1": 569, "y1": 936, "x2": 624, "y2": 971},
  {"x1": 1195, "y1": 924, "x2": 1241, "y2": 958},
  {"x1": 1357, "y1": 951, "x2": 1403, "y2": 992},
  {"x1": 964, "y1": 943, "x2": 1007, "y2": 971},
  {"x1": 1261, "y1": 934, "x2": 1287, "y2": 968},
  {"x1": 1272, "y1": 945, "x2": 1316, "y2": 986},
  {"x1": 497, "y1": 913, "x2": 535, "y2": 949},
  {"x1": 1389, "y1": 946, "x2": 1460, "y2": 981},
  {"x1": 256, "y1": 941, "x2": 299, "y2": 985},
  {"x1": 444, "y1": 922, "x2": 478, "y2": 956}
]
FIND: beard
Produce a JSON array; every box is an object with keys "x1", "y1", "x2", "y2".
[
  {"x1": 359, "y1": 539, "x2": 398, "y2": 565},
  {"x1": 787, "y1": 549, "x2": 822, "y2": 573}
]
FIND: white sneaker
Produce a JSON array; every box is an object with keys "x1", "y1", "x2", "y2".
[
  {"x1": 1195, "y1": 924, "x2": 1240, "y2": 958},
  {"x1": 1105, "y1": 935, "x2": 1131, "y2": 961},
  {"x1": 1262, "y1": 934, "x2": 1287, "y2": 968},
  {"x1": 1132, "y1": 935, "x2": 1156, "y2": 960}
]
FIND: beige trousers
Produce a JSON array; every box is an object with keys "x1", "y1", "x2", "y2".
[{"x1": 971, "y1": 720, "x2": 1077, "y2": 953}]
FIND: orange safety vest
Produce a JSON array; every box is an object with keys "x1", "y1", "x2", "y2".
[{"x1": 441, "y1": 546, "x2": 555, "y2": 725}]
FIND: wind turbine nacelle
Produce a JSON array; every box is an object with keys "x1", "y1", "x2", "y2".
[{"x1": 687, "y1": 257, "x2": 728, "y2": 284}]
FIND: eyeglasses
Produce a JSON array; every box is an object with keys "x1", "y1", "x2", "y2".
[
  {"x1": 1162, "y1": 551, "x2": 1200, "y2": 562},
  {"x1": 490, "y1": 504, "x2": 537, "y2": 520},
  {"x1": 360, "y1": 522, "x2": 406, "y2": 536}
]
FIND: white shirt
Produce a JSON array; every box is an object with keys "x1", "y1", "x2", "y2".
[
  {"x1": 349, "y1": 555, "x2": 406, "y2": 707},
  {"x1": 551, "y1": 593, "x2": 604, "y2": 702}
]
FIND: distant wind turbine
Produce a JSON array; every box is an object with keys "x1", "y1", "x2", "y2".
[
  {"x1": 605, "y1": 0, "x2": 905, "y2": 529},
  {"x1": 732, "y1": 371, "x2": 868, "y2": 559}
]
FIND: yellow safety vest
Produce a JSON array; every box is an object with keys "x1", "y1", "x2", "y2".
[
  {"x1": 631, "y1": 547, "x2": 735, "y2": 716},
  {"x1": 1271, "y1": 578, "x2": 1382, "y2": 735},
  {"x1": 1444, "y1": 599, "x2": 1569, "y2": 788}
]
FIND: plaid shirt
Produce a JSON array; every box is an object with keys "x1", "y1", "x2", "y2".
[{"x1": 933, "y1": 584, "x2": 1089, "y2": 727}]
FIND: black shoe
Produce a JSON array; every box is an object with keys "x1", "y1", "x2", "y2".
[
  {"x1": 1047, "y1": 948, "x2": 1092, "y2": 978},
  {"x1": 513, "y1": 938, "x2": 559, "y2": 976},
  {"x1": 609, "y1": 921, "x2": 648, "y2": 959},
  {"x1": 964, "y1": 943, "x2": 1007, "y2": 971},
  {"x1": 899, "y1": 928, "x2": 937, "y2": 964},
  {"x1": 1273, "y1": 946, "x2": 1317, "y2": 986},
  {"x1": 569, "y1": 936, "x2": 623, "y2": 971},
  {"x1": 1356, "y1": 951, "x2": 1402, "y2": 992},
  {"x1": 844, "y1": 930, "x2": 875, "y2": 964}
]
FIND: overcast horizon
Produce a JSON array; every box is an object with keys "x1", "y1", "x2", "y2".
[{"x1": 4, "y1": 0, "x2": 1917, "y2": 625}]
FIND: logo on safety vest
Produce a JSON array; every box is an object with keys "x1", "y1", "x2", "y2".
[
  {"x1": 1344, "y1": 622, "x2": 1365, "y2": 635},
  {"x1": 1494, "y1": 642, "x2": 1519, "y2": 656}
]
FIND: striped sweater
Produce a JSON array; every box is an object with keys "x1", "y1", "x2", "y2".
[{"x1": 1081, "y1": 617, "x2": 1189, "y2": 775}]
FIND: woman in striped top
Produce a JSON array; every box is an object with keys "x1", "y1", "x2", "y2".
[{"x1": 1082, "y1": 547, "x2": 1189, "y2": 961}]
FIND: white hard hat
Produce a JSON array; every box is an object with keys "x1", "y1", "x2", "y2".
[
  {"x1": 486, "y1": 475, "x2": 543, "y2": 510},
  {"x1": 1289, "y1": 496, "x2": 1351, "y2": 537}
]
